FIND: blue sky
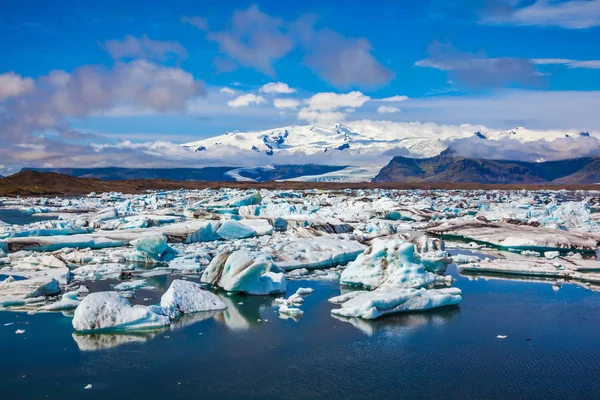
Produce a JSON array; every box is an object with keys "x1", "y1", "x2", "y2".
[{"x1": 0, "y1": 0, "x2": 600, "y2": 172}]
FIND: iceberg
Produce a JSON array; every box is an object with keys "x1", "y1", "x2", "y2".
[
  {"x1": 113, "y1": 279, "x2": 150, "y2": 292},
  {"x1": 201, "y1": 251, "x2": 286, "y2": 294},
  {"x1": 72, "y1": 292, "x2": 170, "y2": 332},
  {"x1": 271, "y1": 237, "x2": 365, "y2": 271},
  {"x1": 330, "y1": 287, "x2": 462, "y2": 320},
  {"x1": 340, "y1": 239, "x2": 441, "y2": 290},
  {"x1": 157, "y1": 280, "x2": 227, "y2": 319},
  {"x1": 131, "y1": 234, "x2": 169, "y2": 259},
  {"x1": 216, "y1": 220, "x2": 257, "y2": 240}
]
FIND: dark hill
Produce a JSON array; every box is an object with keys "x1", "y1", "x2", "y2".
[{"x1": 374, "y1": 151, "x2": 600, "y2": 184}]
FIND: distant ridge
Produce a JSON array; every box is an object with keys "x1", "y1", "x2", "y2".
[
  {"x1": 25, "y1": 165, "x2": 347, "y2": 182},
  {"x1": 374, "y1": 150, "x2": 600, "y2": 184},
  {"x1": 1, "y1": 170, "x2": 599, "y2": 197}
]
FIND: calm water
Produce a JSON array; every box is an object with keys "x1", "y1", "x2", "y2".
[
  {"x1": 0, "y1": 209, "x2": 59, "y2": 225},
  {"x1": 2, "y1": 260, "x2": 600, "y2": 400}
]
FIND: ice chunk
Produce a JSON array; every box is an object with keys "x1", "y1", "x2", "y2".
[
  {"x1": 158, "y1": 280, "x2": 227, "y2": 319},
  {"x1": 229, "y1": 192, "x2": 262, "y2": 207},
  {"x1": 452, "y1": 254, "x2": 481, "y2": 264},
  {"x1": 40, "y1": 288, "x2": 84, "y2": 311},
  {"x1": 272, "y1": 237, "x2": 365, "y2": 271},
  {"x1": 201, "y1": 251, "x2": 286, "y2": 294},
  {"x1": 427, "y1": 219, "x2": 600, "y2": 252},
  {"x1": 216, "y1": 220, "x2": 257, "y2": 240},
  {"x1": 295, "y1": 287, "x2": 314, "y2": 295},
  {"x1": 340, "y1": 239, "x2": 439, "y2": 290},
  {"x1": 331, "y1": 287, "x2": 462, "y2": 320},
  {"x1": 72, "y1": 292, "x2": 170, "y2": 332},
  {"x1": 25, "y1": 278, "x2": 61, "y2": 298},
  {"x1": 14, "y1": 254, "x2": 67, "y2": 270},
  {"x1": 278, "y1": 304, "x2": 304, "y2": 318},
  {"x1": 114, "y1": 280, "x2": 149, "y2": 292},
  {"x1": 131, "y1": 235, "x2": 168, "y2": 259}
]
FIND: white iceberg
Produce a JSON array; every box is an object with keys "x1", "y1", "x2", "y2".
[
  {"x1": 131, "y1": 234, "x2": 169, "y2": 259},
  {"x1": 271, "y1": 237, "x2": 365, "y2": 271},
  {"x1": 201, "y1": 251, "x2": 286, "y2": 294},
  {"x1": 340, "y1": 239, "x2": 439, "y2": 290},
  {"x1": 330, "y1": 287, "x2": 462, "y2": 320},
  {"x1": 72, "y1": 292, "x2": 170, "y2": 332},
  {"x1": 157, "y1": 279, "x2": 227, "y2": 319}
]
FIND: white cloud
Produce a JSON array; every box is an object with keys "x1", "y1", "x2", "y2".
[
  {"x1": 298, "y1": 91, "x2": 370, "y2": 124},
  {"x1": 378, "y1": 95, "x2": 408, "y2": 102},
  {"x1": 104, "y1": 35, "x2": 188, "y2": 61},
  {"x1": 227, "y1": 93, "x2": 267, "y2": 107},
  {"x1": 482, "y1": 0, "x2": 600, "y2": 29},
  {"x1": 533, "y1": 58, "x2": 600, "y2": 69},
  {"x1": 0, "y1": 60, "x2": 203, "y2": 146},
  {"x1": 377, "y1": 105, "x2": 400, "y2": 114},
  {"x1": 259, "y1": 81, "x2": 296, "y2": 94},
  {"x1": 220, "y1": 87, "x2": 236, "y2": 94},
  {"x1": 273, "y1": 98, "x2": 300, "y2": 109},
  {"x1": 0, "y1": 72, "x2": 34, "y2": 100},
  {"x1": 304, "y1": 91, "x2": 370, "y2": 111}
]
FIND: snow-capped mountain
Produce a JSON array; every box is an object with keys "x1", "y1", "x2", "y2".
[
  {"x1": 183, "y1": 121, "x2": 591, "y2": 159},
  {"x1": 181, "y1": 121, "x2": 598, "y2": 182}
]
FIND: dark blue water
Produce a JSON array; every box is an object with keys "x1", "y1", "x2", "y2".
[
  {"x1": 2, "y1": 265, "x2": 600, "y2": 400},
  {"x1": 0, "y1": 209, "x2": 59, "y2": 225}
]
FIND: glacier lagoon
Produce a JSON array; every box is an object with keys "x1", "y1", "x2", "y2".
[
  {"x1": 2, "y1": 262, "x2": 600, "y2": 399},
  {"x1": 1, "y1": 187, "x2": 600, "y2": 398}
]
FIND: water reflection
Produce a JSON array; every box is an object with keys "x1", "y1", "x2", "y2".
[
  {"x1": 214, "y1": 292, "x2": 279, "y2": 331},
  {"x1": 331, "y1": 306, "x2": 460, "y2": 336},
  {"x1": 72, "y1": 330, "x2": 163, "y2": 351},
  {"x1": 462, "y1": 271, "x2": 600, "y2": 292}
]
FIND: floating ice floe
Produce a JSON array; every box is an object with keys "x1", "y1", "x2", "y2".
[
  {"x1": 330, "y1": 287, "x2": 462, "y2": 320},
  {"x1": 427, "y1": 219, "x2": 600, "y2": 252},
  {"x1": 114, "y1": 279, "x2": 150, "y2": 292},
  {"x1": 460, "y1": 257, "x2": 600, "y2": 285},
  {"x1": 201, "y1": 251, "x2": 286, "y2": 294}
]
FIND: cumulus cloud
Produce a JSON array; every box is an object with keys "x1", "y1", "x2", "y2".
[
  {"x1": 416, "y1": 41, "x2": 541, "y2": 88},
  {"x1": 304, "y1": 91, "x2": 370, "y2": 111},
  {"x1": 273, "y1": 98, "x2": 300, "y2": 109},
  {"x1": 104, "y1": 35, "x2": 188, "y2": 61},
  {"x1": 377, "y1": 105, "x2": 400, "y2": 113},
  {"x1": 450, "y1": 135, "x2": 600, "y2": 162},
  {"x1": 0, "y1": 60, "x2": 203, "y2": 152},
  {"x1": 0, "y1": 72, "x2": 34, "y2": 100},
  {"x1": 180, "y1": 15, "x2": 208, "y2": 30},
  {"x1": 206, "y1": 5, "x2": 294, "y2": 75},
  {"x1": 482, "y1": 0, "x2": 600, "y2": 29},
  {"x1": 227, "y1": 93, "x2": 267, "y2": 107},
  {"x1": 259, "y1": 81, "x2": 296, "y2": 94},
  {"x1": 297, "y1": 91, "x2": 370, "y2": 124}
]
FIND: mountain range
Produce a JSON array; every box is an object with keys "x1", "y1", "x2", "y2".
[{"x1": 21, "y1": 122, "x2": 600, "y2": 184}]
